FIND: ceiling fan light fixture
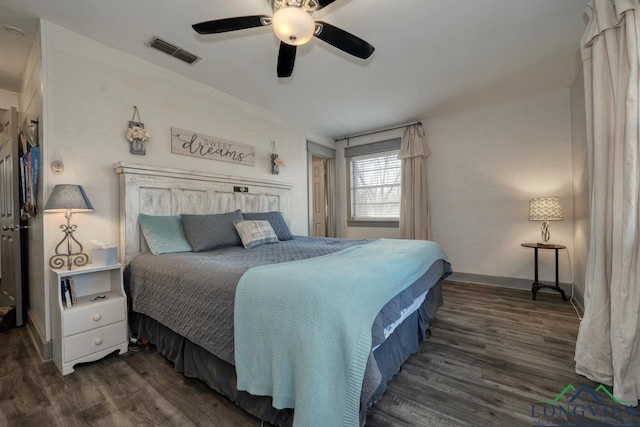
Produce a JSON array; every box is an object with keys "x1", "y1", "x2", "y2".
[
  {"x1": 192, "y1": 0, "x2": 375, "y2": 78},
  {"x1": 272, "y1": 7, "x2": 315, "y2": 46}
]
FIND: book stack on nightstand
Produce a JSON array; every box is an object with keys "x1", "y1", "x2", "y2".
[{"x1": 50, "y1": 263, "x2": 128, "y2": 375}]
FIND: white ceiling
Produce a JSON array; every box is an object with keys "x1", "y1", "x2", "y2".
[
  {"x1": 0, "y1": 6, "x2": 38, "y2": 92},
  {"x1": 0, "y1": 0, "x2": 588, "y2": 137}
]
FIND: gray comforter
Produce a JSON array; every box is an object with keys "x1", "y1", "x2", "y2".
[{"x1": 126, "y1": 237, "x2": 448, "y2": 367}]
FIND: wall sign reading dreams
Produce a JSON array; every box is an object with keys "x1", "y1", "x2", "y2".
[{"x1": 171, "y1": 127, "x2": 256, "y2": 166}]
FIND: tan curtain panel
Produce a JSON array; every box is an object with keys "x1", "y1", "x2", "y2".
[
  {"x1": 574, "y1": 0, "x2": 640, "y2": 402},
  {"x1": 398, "y1": 125, "x2": 431, "y2": 240},
  {"x1": 325, "y1": 158, "x2": 336, "y2": 238}
]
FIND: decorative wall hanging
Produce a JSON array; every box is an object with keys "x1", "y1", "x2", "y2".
[
  {"x1": 171, "y1": 127, "x2": 256, "y2": 166},
  {"x1": 127, "y1": 106, "x2": 151, "y2": 155},
  {"x1": 271, "y1": 140, "x2": 285, "y2": 174},
  {"x1": 18, "y1": 119, "x2": 39, "y2": 219}
]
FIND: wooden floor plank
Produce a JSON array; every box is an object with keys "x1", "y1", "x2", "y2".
[{"x1": 2, "y1": 281, "x2": 606, "y2": 427}]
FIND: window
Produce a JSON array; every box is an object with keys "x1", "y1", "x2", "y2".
[{"x1": 348, "y1": 149, "x2": 401, "y2": 225}]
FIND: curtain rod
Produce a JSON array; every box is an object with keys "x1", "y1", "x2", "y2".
[{"x1": 335, "y1": 121, "x2": 422, "y2": 143}]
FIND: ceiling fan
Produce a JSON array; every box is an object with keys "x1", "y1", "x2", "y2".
[{"x1": 192, "y1": 0, "x2": 375, "y2": 78}]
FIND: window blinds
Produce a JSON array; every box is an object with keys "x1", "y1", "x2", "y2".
[{"x1": 350, "y1": 150, "x2": 401, "y2": 220}]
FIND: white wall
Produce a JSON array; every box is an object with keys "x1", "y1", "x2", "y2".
[
  {"x1": 571, "y1": 67, "x2": 589, "y2": 298},
  {"x1": 41, "y1": 21, "x2": 333, "y2": 348},
  {"x1": 337, "y1": 90, "x2": 574, "y2": 284},
  {"x1": 0, "y1": 88, "x2": 18, "y2": 112}
]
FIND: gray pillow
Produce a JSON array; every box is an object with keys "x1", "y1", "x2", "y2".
[
  {"x1": 242, "y1": 212, "x2": 294, "y2": 241},
  {"x1": 181, "y1": 210, "x2": 243, "y2": 252}
]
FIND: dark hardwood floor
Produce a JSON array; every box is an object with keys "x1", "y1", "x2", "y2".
[{"x1": 0, "y1": 282, "x2": 626, "y2": 427}]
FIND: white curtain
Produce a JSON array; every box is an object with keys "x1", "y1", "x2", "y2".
[
  {"x1": 398, "y1": 124, "x2": 431, "y2": 240},
  {"x1": 575, "y1": 0, "x2": 640, "y2": 402}
]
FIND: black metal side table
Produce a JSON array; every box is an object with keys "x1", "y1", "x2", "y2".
[{"x1": 521, "y1": 243, "x2": 568, "y2": 301}]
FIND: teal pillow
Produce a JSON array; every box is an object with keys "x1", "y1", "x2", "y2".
[{"x1": 139, "y1": 214, "x2": 193, "y2": 255}]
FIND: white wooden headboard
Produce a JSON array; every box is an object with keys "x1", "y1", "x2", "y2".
[{"x1": 114, "y1": 162, "x2": 293, "y2": 263}]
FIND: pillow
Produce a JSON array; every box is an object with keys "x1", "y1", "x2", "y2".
[
  {"x1": 181, "y1": 210, "x2": 244, "y2": 252},
  {"x1": 234, "y1": 220, "x2": 279, "y2": 249},
  {"x1": 242, "y1": 212, "x2": 294, "y2": 241},
  {"x1": 138, "y1": 214, "x2": 193, "y2": 255}
]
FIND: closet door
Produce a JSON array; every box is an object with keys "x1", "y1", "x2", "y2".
[{"x1": 0, "y1": 107, "x2": 23, "y2": 326}]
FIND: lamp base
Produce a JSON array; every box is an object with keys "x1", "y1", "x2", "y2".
[
  {"x1": 540, "y1": 220, "x2": 551, "y2": 244},
  {"x1": 49, "y1": 252, "x2": 89, "y2": 271},
  {"x1": 49, "y1": 212, "x2": 89, "y2": 270}
]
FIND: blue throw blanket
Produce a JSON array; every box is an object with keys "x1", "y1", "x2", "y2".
[{"x1": 234, "y1": 239, "x2": 449, "y2": 427}]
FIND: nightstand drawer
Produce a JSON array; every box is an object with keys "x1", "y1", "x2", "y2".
[
  {"x1": 63, "y1": 297, "x2": 125, "y2": 337},
  {"x1": 64, "y1": 321, "x2": 127, "y2": 362}
]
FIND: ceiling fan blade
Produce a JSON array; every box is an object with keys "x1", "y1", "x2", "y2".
[
  {"x1": 314, "y1": 22, "x2": 375, "y2": 59},
  {"x1": 316, "y1": 0, "x2": 337, "y2": 9},
  {"x1": 193, "y1": 15, "x2": 270, "y2": 34},
  {"x1": 277, "y1": 42, "x2": 297, "y2": 78}
]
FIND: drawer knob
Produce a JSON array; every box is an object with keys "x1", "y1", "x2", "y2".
[
  {"x1": 95, "y1": 338, "x2": 103, "y2": 346},
  {"x1": 93, "y1": 314, "x2": 102, "y2": 321}
]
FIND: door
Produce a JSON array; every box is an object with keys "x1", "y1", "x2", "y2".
[
  {"x1": 0, "y1": 107, "x2": 23, "y2": 326},
  {"x1": 312, "y1": 157, "x2": 327, "y2": 237}
]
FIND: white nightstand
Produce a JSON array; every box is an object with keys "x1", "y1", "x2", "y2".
[{"x1": 50, "y1": 263, "x2": 128, "y2": 375}]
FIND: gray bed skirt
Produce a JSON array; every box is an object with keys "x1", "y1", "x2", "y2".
[{"x1": 129, "y1": 282, "x2": 443, "y2": 427}]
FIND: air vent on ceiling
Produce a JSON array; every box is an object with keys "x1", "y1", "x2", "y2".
[{"x1": 148, "y1": 36, "x2": 201, "y2": 65}]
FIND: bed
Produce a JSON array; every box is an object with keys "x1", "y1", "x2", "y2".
[{"x1": 115, "y1": 162, "x2": 451, "y2": 427}]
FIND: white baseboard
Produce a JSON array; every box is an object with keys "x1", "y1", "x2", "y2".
[
  {"x1": 448, "y1": 272, "x2": 573, "y2": 296},
  {"x1": 26, "y1": 310, "x2": 52, "y2": 362}
]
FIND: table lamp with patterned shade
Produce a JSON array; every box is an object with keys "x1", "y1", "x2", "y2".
[{"x1": 529, "y1": 197, "x2": 563, "y2": 243}]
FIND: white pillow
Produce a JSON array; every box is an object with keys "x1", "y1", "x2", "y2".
[{"x1": 234, "y1": 220, "x2": 280, "y2": 249}]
